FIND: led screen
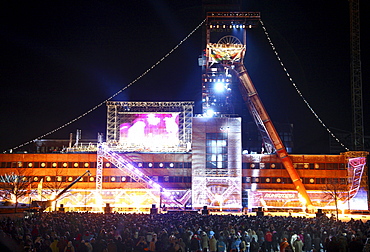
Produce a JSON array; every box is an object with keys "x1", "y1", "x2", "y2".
[{"x1": 120, "y1": 113, "x2": 180, "y2": 150}]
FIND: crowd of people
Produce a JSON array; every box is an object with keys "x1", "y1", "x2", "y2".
[{"x1": 0, "y1": 211, "x2": 369, "y2": 252}]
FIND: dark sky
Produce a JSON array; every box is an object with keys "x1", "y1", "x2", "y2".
[{"x1": 0, "y1": 0, "x2": 369, "y2": 154}]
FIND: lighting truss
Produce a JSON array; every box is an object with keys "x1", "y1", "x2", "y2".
[
  {"x1": 96, "y1": 143, "x2": 189, "y2": 208},
  {"x1": 97, "y1": 144, "x2": 161, "y2": 191},
  {"x1": 106, "y1": 101, "x2": 194, "y2": 152}
]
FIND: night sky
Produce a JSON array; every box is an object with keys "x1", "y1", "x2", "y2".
[{"x1": 0, "y1": 0, "x2": 369, "y2": 154}]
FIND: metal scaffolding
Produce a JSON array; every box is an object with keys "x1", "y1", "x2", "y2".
[{"x1": 106, "y1": 101, "x2": 194, "y2": 152}]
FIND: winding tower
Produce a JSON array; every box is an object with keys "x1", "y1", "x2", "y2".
[{"x1": 194, "y1": 12, "x2": 314, "y2": 209}]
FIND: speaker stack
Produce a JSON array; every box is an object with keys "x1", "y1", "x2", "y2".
[
  {"x1": 150, "y1": 204, "x2": 158, "y2": 214},
  {"x1": 104, "y1": 203, "x2": 111, "y2": 214},
  {"x1": 59, "y1": 204, "x2": 65, "y2": 212},
  {"x1": 256, "y1": 207, "x2": 264, "y2": 217},
  {"x1": 316, "y1": 208, "x2": 325, "y2": 217},
  {"x1": 201, "y1": 206, "x2": 209, "y2": 215}
]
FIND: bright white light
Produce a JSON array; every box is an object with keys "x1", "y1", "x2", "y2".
[
  {"x1": 252, "y1": 169, "x2": 260, "y2": 177},
  {"x1": 214, "y1": 82, "x2": 225, "y2": 92},
  {"x1": 251, "y1": 183, "x2": 257, "y2": 191},
  {"x1": 152, "y1": 182, "x2": 161, "y2": 190},
  {"x1": 163, "y1": 191, "x2": 171, "y2": 197},
  {"x1": 205, "y1": 109, "x2": 215, "y2": 117}
]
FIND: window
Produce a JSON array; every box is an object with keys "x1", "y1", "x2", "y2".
[
  {"x1": 326, "y1": 163, "x2": 338, "y2": 170},
  {"x1": 183, "y1": 177, "x2": 191, "y2": 183},
  {"x1": 184, "y1": 162, "x2": 191, "y2": 168},
  {"x1": 206, "y1": 133, "x2": 228, "y2": 169}
]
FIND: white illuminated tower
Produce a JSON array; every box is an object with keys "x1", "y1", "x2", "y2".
[{"x1": 192, "y1": 116, "x2": 242, "y2": 210}]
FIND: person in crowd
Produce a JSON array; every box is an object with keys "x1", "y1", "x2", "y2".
[
  {"x1": 348, "y1": 235, "x2": 364, "y2": 252},
  {"x1": 230, "y1": 236, "x2": 241, "y2": 252},
  {"x1": 291, "y1": 233, "x2": 299, "y2": 251},
  {"x1": 190, "y1": 234, "x2": 201, "y2": 252},
  {"x1": 280, "y1": 238, "x2": 291, "y2": 252},
  {"x1": 256, "y1": 228, "x2": 264, "y2": 248},
  {"x1": 303, "y1": 233, "x2": 312, "y2": 252},
  {"x1": 64, "y1": 241, "x2": 75, "y2": 252},
  {"x1": 239, "y1": 238, "x2": 246, "y2": 252},
  {"x1": 337, "y1": 233, "x2": 348, "y2": 252},
  {"x1": 209, "y1": 235, "x2": 217, "y2": 252},
  {"x1": 201, "y1": 231, "x2": 209, "y2": 251},
  {"x1": 264, "y1": 229, "x2": 273, "y2": 252},
  {"x1": 178, "y1": 238, "x2": 186, "y2": 252},
  {"x1": 293, "y1": 237, "x2": 304, "y2": 252},
  {"x1": 84, "y1": 239, "x2": 93, "y2": 252},
  {"x1": 50, "y1": 237, "x2": 59, "y2": 252},
  {"x1": 312, "y1": 233, "x2": 321, "y2": 252},
  {"x1": 217, "y1": 238, "x2": 227, "y2": 252},
  {"x1": 271, "y1": 231, "x2": 279, "y2": 252},
  {"x1": 242, "y1": 231, "x2": 251, "y2": 252},
  {"x1": 134, "y1": 236, "x2": 147, "y2": 252},
  {"x1": 250, "y1": 237, "x2": 259, "y2": 252}
]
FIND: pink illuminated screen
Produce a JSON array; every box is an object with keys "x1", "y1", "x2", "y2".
[{"x1": 120, "y1": 113, "x2": 180, "y2": 149}]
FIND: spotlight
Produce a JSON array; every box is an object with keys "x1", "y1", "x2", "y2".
[
  {"x1": 205, "y1": 109, "x2": 215, "y2": 117},
  {"x1": 214, "y1": 82, "x2": 225, "y2": 92}
]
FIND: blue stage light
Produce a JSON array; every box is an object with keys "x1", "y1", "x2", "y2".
[{"x1": 214, "y1": 82, "x2": 225, "y2": 92}]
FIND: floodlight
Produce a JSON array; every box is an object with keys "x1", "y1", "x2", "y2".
[
  {"x1": 214, "y1": 82, "x2": 225, "y2": 92},
  {"x1": 205, "y1": 109, "x2": 215, "y2": 117}
]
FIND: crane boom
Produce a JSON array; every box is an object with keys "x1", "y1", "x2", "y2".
[
  {"x1": 53, "y1": 170, "x2": 91, "y2": 201},
  {"x1": 32, "y1": 170, "x2": 91, "y2": 211},
  {"x1": 232, "y1": 62, "x2": 313, "y2": 208}
]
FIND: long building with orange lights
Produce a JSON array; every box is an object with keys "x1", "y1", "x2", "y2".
[{"x1": 0, "y1": 101, "x2": 368, "y2": 213}]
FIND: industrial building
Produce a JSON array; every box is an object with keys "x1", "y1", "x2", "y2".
[{"x1": 0, "y1": 11, "x2": 368, "y2": 214}]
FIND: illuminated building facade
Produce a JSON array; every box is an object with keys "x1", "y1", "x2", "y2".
[
  {"x1": 0, "y1": 12, "x2": 368, "y2": 213},
  {"x1": 191, "y1": 116, "x2": 242, "y2": 210},
  {"x1": 0, "y1": 147, "x2": 368, "y2": 213}
]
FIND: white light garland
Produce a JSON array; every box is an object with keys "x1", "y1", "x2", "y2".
[
  {"x1": 260, "y1": 20, "x2": 349, "y2": 152},
  {"x1": 10, "y1": 19, "x2": 206, "y2": 152}
]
